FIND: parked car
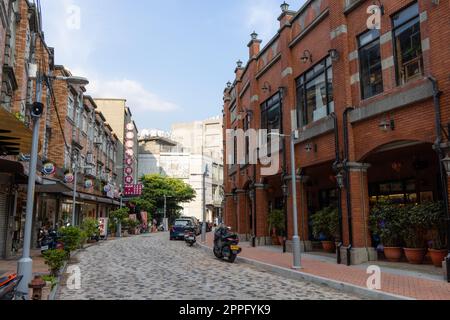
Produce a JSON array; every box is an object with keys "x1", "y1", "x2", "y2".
[
  {"x1": 181, "y1": 216, "x2": 201, "y2": 235},
  {"x1": 170, "y1": 219, "x2": 196, "y2": 240}
]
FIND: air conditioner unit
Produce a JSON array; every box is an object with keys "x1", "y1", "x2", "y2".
[{"x1": 94, "y1": 138, "x2": 102, "y2": 146}]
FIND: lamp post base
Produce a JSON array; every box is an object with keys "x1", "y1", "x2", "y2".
[
  {"x1": 17, "y1": 257, "x2": 33, "y2": 298},
  {"x1": 292, "y1": 236, "x2": 302, "y2": 269}
]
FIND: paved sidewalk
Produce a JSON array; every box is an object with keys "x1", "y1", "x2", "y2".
[
  {"x1": 0, "y1": 250, "x2": 48, "y2": 276},
  {"x1": 204, "y1": 234, "x2": 450, "y2": 300}
]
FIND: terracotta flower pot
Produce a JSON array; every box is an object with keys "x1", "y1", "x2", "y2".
[
  {"x1": 383, "y1": 247, "x2": 403, "y2": 262},
  {"x1": 429, "y1": 249, "x2": 448, "y2": 268},
  {"x1": 271, "y1": 235, "x2": 280, "y2": 245},
  {"x1": 322, "y1": 241, "x2": 335, "y2": 253},
  {"x1": 404, "y1": 248, "x2": 427, "y2": 265}
]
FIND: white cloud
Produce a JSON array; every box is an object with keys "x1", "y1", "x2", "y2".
[
  {"x1": 243, "y1": 0, "x2": 281, "y2": 42},
  {"x1": 88, "y1": 78, "x2": 180, "y2": 113},
  {"x1": 41, "y1": 0, "x2": 180, "y2": 114}
]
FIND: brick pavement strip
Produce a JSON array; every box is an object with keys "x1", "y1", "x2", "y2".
[
  {"x1": 199, "y1": 234, "x2": 450, "y2": 301},
  {"x1": 57, "y1": 233, "x2": 359, "y2": 300}
]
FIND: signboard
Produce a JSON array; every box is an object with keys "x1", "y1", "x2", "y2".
[
  {"x1": 99, "y1": 218, "x2": 108, "y2": 237},
  {"x1": 124, "y1": 121, "x2": 135, "y2": 186},
  {"x1": 124, "y1": 184, "x2": 143, "y2": 197},
  {"x1": 64, "y1": 173, "x2": 74, "y2": 184},
  {"x1": 42, "y1": 162, "x2": 56, "y2": 176},
  {"x1": 85, "y1": 179, "x2": 93, "y2": 189}
]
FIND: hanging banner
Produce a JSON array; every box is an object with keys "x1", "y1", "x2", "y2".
[{"x1": 98, "y1": 218, "x2": 108, "y2": 237}]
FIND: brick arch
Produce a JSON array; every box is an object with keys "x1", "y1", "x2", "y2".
[{"x1": 357, "y1": 139, "x2": 433, "y2": 163}]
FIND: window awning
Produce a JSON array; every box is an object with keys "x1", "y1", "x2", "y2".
[
  {"x1": 0, "y1": 107, "x2": 37, "y2": 156},
  {"x1": 36, "y1": 177, "x2": 73, "y2": 193}
]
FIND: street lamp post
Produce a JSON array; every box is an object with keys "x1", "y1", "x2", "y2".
[
  {"x1": 71, "y1": 161, "x2": 94, "y2": 226},
  {"x1": 270, "y1": 131, "x2": 302, "y2": 269},
  {"x1": 17, "y1": 73, "x2": 88, "y2": 298},
  {"x1": 201, "y1": 165, "x2": 209, "y2": 243},
  {"x1": 16, "y1": 74, "x2": 44, "y2": 298}
]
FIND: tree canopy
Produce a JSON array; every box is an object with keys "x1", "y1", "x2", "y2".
[{"x1": 132, "y1": 174, "x2": 196, "y2": 222}]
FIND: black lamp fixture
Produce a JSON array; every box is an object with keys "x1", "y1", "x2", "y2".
[
  {"x1": 301, "y1": 50, "x2": 313, "y2": 64},
  {"x1": 282, "y1": 183, "x2": 289, "y2": 197},
  {"x1": 336, "y1": 171, "x2": 345, "y2": 189},
  {"x1": 379, "y1": 116, "x2": 395, "y2": 132},
  {"x1": 237, "y1": 60, "x2": 243, "y2": 68},
  {"x1": 280, "y1": 1, "x2": 290, "y2": 12},
  {"x1": 305, "y1": 142, "x2": 317, "y2": 153},
  {"x1": 262, "y1": 81, "x2": 272, "y2": 93},
  {"x1": 226, "y1": 81, "x2": 232, "y2": 89},
  {"x1": 328, "y1": 49, "x2": 340, "y2": 62},
  {"x1": 442, "y1": 154, "x2": 450, "y2": 176}
]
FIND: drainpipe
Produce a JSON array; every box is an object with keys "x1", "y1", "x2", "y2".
[
  {"x1": 332, "y1": 113, "x2": 344, "y2": 264},
  {"x1": 343, "y1": 107, "x2": 355, "y2": 266},
  {"x1": 429, "y1": 76, "x2": 450, "y2": 282}
]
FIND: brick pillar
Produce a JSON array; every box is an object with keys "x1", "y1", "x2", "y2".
[
  {"x1": 236, "y1": 191, "x2": 246, "y2": 236},
  {"x1": 224, "y1": 195, "x2": 236, "y2": 230},
  {"x1": 255, "y1": 185, "x2": 269, "y2": 243},
  {"x1": 341, "y1": 162, "x2": 376, "y2": 264}
]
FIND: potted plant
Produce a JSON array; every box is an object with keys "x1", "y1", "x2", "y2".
[
  {"x1": 81, "y1": 218, "x2": 100, "y2": 244},
  {"x1": 42, "y1": 249, "x2": 68, "y2": 276},
  {"x1": 402, "y1": 203, "x2": 428, "y2": 264},
  {"x1": 369, "y1": 201, "x2": 405, "y2": 262},
  {"x1": 268, "y1": 209, "x2": 286, "y2": 246},
  {"x1": 424, "y1": 202, "x2": 448, "y2": 267},
  {"x1": 311, "y1": 206, "x2": 339, "y2": 253}
]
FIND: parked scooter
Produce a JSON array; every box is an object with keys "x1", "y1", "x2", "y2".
[
  {"x1": 213, "y1": 225, "x2": 241, "y2": 263},
  {"x1": 40, "y1": 228, "x2": 63, "y2": 254},
  {"x1": 0, "y1": 273, "x2": 23, "y2": 300},
  {"x1": 184, "y1": 228, "x2": 197, "y2": 247}
]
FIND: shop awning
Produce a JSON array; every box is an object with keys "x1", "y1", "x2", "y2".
[
  {"x1": 0, "y1": 107, "x2": 38, "y2": 156},
  {"x1": 36, "y1": 177, "x2": 73, "y2": 193},
  {"x1": 96, "y1": 196, "x2": 114, "y2": 204}
]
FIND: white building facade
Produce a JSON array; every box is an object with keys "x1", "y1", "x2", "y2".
[{"x1": 138, "y1": 117, "x2": 224, "y2": 223}]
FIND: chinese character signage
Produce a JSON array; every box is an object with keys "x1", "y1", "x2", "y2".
[
  {"x1": 124, "y1": 184, "x2": 143, "y2": 197},
  {"x1": 124, "y1": 122, "x2": 135, "y2": 186}
]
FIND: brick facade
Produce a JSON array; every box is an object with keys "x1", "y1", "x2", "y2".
[{"x1": 223, "y1": 0, "x2": 450, "y2": 264}]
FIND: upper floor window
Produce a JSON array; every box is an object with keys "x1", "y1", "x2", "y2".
[
  {"x1": 261, "y1": 92, "x2": 281, "y2": 152},
  {"x1": 67, "y1": 96, "x2": 74, "y2": 120},
  {"x1": 82, "y1": 113, "x2": 88, "y2": 133},
  {"x1": 393, "y1": 2, "x2": 423, "y2": 85},
  {"x1": 296, "y1": 57, "x2": 334, "y2": 127},
  {"x1": 359, "y1": 29, "x2": 383, "y2": 99},
  {"x1": 230, "y1": 104, "x2": 237, "y2": 124}
]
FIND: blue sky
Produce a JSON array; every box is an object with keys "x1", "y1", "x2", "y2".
[{"x1": 41, "y1": 0, "x2": 306, "y2": 132}]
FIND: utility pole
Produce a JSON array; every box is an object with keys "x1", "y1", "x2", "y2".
[
  {"x1": 16, "y1": 72, "x2": 44, "y2": 298},
  {"x1": 201, "y1": 165, "x2": 209, "y2": 243},
  {"x1": 163, "y1": 194, "x2": 168, "y2": 231},
  {"x1": 72, "y1": 161, "x2": 78, "y2": 226}
]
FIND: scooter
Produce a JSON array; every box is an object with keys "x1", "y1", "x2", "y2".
[
  {"x1": 0, "y1": 273, "x2": 23, "y2": 300},
  {"x1": 213, "y1": 225, "x2": 241, "y2": 263},
  {"x1": 40, "y1": 228, "x2": 59, "y2": 254},
  {"x1": 184, "y1": 228, "x2": 197, "y2": 247}
]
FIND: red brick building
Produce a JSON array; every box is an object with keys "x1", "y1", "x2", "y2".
[
  {"x1": 0, "y1": 0, "x2": 120, "y2": 258},
  {"x1": 223, "y1": 0, "x2": 450, "y2": 264}
]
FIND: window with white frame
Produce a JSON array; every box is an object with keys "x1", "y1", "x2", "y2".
[
  {"x1": 393, "y1": 2, "x2": 424, "y2": 85},
  {"x1": 68, "y1": 96, "x2": 74, "y2": 120}
]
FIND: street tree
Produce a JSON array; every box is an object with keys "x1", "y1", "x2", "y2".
[{"x1": 132, "y1": 174, "x2": 196, "y2": 223}]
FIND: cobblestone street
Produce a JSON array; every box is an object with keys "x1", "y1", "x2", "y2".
[{"x1": 58, "y1": 233, "x2": 359, "y2": 300}]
